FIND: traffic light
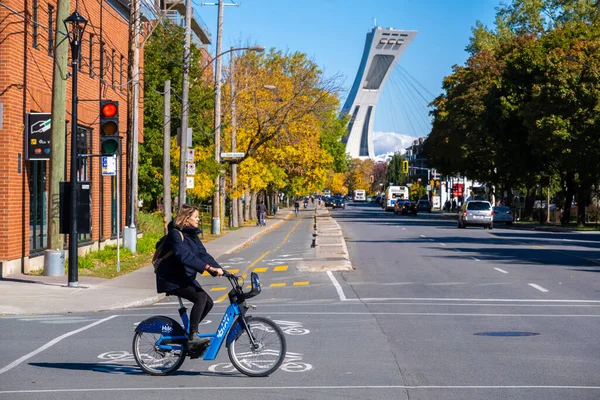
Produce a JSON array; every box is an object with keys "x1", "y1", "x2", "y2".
[
  {"x1": 402, "y1": 160, "x2": 409, "y2": 174},
  {"x1": 370, "y1": 175, "x2": 374, "y2": 183},
  {"x1": 100, "y1": 100, "x2": 119, "y2": 156}
]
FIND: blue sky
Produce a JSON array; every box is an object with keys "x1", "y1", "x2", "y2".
[{"x1": 198, "y1": 0, "x2": 502, "y2": 155}]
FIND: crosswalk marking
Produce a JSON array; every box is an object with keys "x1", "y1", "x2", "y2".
[
  {"x1": 273, "y1": 265, "x2": 288, "y2": 272},
  {"x1": 293, "y1": 281, "x2": 309, "y2": 286},
  {"x1": 270, "y1": 283, "x2": 286, "y2": 287},
  {"x1": 253, "y1": 267, "x2": 268, "y2": 273}
]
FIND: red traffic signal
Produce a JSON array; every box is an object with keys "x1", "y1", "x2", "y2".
[
  {"x1": 100, "y1": 100, "x2": 119, "y2": 155},
  {"x1": 101, "y1": 102, "x2": 117, "y2": 118}
]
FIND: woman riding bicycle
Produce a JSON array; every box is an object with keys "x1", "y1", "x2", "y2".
[{"x1": 155, "y1": 204, "x2": 224, "y2": 354}]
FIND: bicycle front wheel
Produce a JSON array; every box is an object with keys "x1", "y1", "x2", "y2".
[
  {"x1": 132, "y1": 332, "x2": 185, "y2": 376},
  {"x1": 228, "y1": 316, "x2": 286, "y2": 377}
]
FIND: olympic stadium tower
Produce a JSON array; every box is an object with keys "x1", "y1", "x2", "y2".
[{"x1": 341, "y1": 26, "x2": 417, "y2": 159}]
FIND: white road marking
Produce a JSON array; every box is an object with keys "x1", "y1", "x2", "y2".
[
  {"x1": 471, "y1": 257, "x2": 480, "y2": 261},
  {"x1": 354, "y1": 297, "x2": 600, "y2": 303},
  {"x1": 1, "y1": 385, "x2": 599, "y2": 394},
  {"x1": 528, "y1": 283, "x2": 549, "y2": 293},
  {"x1": 326, "y1": 271, "x2": 347, "y2": 301},
  {"x1": 0, "y1": 315, "x2": 118, "y2": 375},
  {"x1": 440, "y1": 243, "x2": 446, "y2": 246},
  {"x1": 420, "y1": 235, "x2": 426, "y2": 238},
  {"x1": 494, "y1": 268, "x2": 509, "y2": 274}
]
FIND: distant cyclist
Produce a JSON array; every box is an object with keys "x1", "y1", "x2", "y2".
[{"x1": 294, "y1": 200, "x2": 300, "y2": 216}]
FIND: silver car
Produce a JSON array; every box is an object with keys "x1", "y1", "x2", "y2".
[
  {"x1": 457, "y1": 200, "x2": 493, "y2": 229},
  {"x1": 493, "y1": 206, "x2": 513, "y2": 225}
]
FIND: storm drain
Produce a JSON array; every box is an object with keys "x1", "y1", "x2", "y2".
[{"x1": 474, "y1": 332, "x2": 540, "y2": 337}]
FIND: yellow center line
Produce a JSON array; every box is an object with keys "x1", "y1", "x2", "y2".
[{"x1": 215, "y1": 213, "x2": 305, "y2": 303}]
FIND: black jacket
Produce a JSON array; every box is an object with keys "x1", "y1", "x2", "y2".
[{"x1": 155, "y1": 222, "x2": 222, "y2": 293}]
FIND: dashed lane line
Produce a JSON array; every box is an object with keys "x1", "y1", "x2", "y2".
[
  {"x1": 494, "y1": 268, "x2": 509, "y2": 274},
  {"x1": 528, "y1": 283, "x2": 549, "y2": 293}
]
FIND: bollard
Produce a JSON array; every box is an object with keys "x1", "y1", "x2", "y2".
[{"x1": 311, "y1": 233, "x2": 317, "y2": 248}]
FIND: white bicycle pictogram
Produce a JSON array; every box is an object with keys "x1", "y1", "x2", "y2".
[{"x1": 208, "y1": 351, "x2": 312, "y2": 373}]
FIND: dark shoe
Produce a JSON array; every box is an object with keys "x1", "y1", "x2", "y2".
[{"x1": 187, "y1": 336, "x2": 210, "y2": 359}]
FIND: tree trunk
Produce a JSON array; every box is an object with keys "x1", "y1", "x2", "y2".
[
  {"x1": 250, "y1": 191, "x2": 257, "y2": 221},
  {"x1": 244, "y1": 188, "x2": 250, "y2": 222},
  {"x1": 562, "y1": 171, "x2": 575, "y2": 225},
  {"x1": 524, "y1": 186, "x2": 535, "y2": 220},
  {"x1": 577, "y1": 183, "x2": 586, "y2": 227},
  {"x1": 237, "y1": 198, "x2": 244, "y2": 225}
]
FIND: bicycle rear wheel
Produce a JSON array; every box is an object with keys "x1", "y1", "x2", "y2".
[
  {"x1": 132, "y1": 332, "x2": 185, "y2": 375},
  {"x1": 228, "y1": 316, "x2": 286, "y2": 377}
]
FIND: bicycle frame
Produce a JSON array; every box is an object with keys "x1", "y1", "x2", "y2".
[{"x1": 137, "y1": 273, "x2": 259, "y2": 361}]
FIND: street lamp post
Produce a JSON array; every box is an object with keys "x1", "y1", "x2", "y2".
[
  {"x1": 64, "y1": 11, "x2": 87, "y2": 288},
  {"x1": 209, "y1": 46, "x2": 264, "y2": 235},
  {"x1": 564, "y1": 56, "x2": 600, "y2": 77}
]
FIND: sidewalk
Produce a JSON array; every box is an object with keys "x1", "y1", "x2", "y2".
[{"x1": 0, "y1": 211, "x2": 293, "y2": 315}]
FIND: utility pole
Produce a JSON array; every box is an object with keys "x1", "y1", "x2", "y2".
[
  {"x1": 124, "y1": 0, "x2": 140, "y2": 252},
  {"x1": 45, "y1": 0, "x2": 70, "y2": 273},
  {"x1": 202, "y1": 0, "x2": 239, "y2": 234},
  {"x1": 163, "y1": 80, "x2": 172, "y2": 232},
  {"x1": 178, "y1": 0, "x2": 193, "y2": 209},
  {"x1": 230, "y1": 47, "x2": 238, "y2": 227}
]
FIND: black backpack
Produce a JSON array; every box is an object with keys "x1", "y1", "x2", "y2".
[{"x1": 152, "y1": 230, "x2": 184, "y2": 272}]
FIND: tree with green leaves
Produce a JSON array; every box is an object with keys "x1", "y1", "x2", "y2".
[{"x1": 140, "y1": 22, "x2": 215, "y2": 209}]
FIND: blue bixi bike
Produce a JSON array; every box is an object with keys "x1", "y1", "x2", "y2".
[{"x1": 132, "y1": 271, "x2": 287, "y2": 376}]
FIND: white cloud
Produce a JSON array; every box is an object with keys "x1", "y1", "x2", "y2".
[{"x1": 372, "y1": 132, "x2": 416, "y2": 156}]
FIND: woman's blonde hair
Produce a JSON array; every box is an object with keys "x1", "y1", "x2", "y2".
[{"x1": 173, "y1": 204, "x2": 199, "y2": 230}]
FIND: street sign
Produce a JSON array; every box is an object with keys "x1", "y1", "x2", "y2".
[
  {"x1": 426, "y1": 185, "x2": 432, "y2": 191},
  {"x1": 221, "y1": 152, "x2": 245, "y2": 158},
  {"x1": 186, "y1": 162, "x2": 196, "y2": 176},
  {"x1": 101, "y1": 156, "x2": 117, "y2": 176},
  {"x1": 186, "y1": 176, "x2": 194, "y2": 189},
  {"x1": 186, "y1": 148, "x2": 194, "y2": 162},
  {"x1": 25, "y1": 113, "x2": 51, "y2": 160}
]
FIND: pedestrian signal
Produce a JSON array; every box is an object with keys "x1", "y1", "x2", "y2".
[{"x1": 100, "y1": 100, "x2": 119, "y2": 156}]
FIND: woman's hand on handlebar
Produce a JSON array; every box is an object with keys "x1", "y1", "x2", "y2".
[{"x1": 206, "y1": 265, "x2": 225, "y2": 277}]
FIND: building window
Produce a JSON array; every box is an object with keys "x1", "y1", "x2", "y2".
[
  {"x1": 111, "y1": 175, "x2": 117, "y2": 236},
  {"x1": 89, "y1": 33, "x2": 94, "y2": 78},
  {"x1": 29, "y1": 161, "x2": 47, "y2": 252},
  {"x1": 77, "y1": 126, "x2": 92, "y2": 242},
  {"x1": 120, "y1": 55, "x2": 124, "y2": 93},
  {"x1": 32, "y1": 0, "x2": 39, "y2": 49},
  {"x1": 111, "y1": 49, "x2": 115, "y2": 88},
  {"x1": 359, "y1": 106, "x2": 373, "y2": 157},
  {"x1": 99, "y1": 41, "x2": 105, "y2": 80},
  {"x1": 47, "y1": 5, "x2": 54, "y2": 57},
  {"x1": 343, "y1": 106, "x2": 360, "y2": 144}
]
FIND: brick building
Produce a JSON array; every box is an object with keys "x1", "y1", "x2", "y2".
[{"x1": 0, "y1": 0, "x2": 141, "y2": 276}]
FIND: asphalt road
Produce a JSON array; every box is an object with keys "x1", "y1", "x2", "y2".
[{"x1": 1, "y1": 203, "x2": 599, "y2": 400}]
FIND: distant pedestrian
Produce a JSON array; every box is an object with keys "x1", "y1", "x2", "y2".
[
  {"x1": 452, "y1": 199, "x2": 457, "y2": 212},
  {"x1": 272, "y1": 202, "x2": 278, "y2": 216},
  {"x1": 257, "y1": 201, "x2": 267, "y2": 226}
]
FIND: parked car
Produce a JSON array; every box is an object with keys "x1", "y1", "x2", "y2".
[
  {"x1": 394, "y1": 200, "x2": 418, "y2": 215},
  {"x1": 332, "y1": 198, "x2": 346, "y2": 209},
  {"x1": 417, "y1": 199, "x2": 432, "y2": 213},
  {"x1": 458, "y1": 200, "x2": 493, "y2": 229},
  {"x1": 493, "y1": 206, "x2": 513, "y2": 225}
]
